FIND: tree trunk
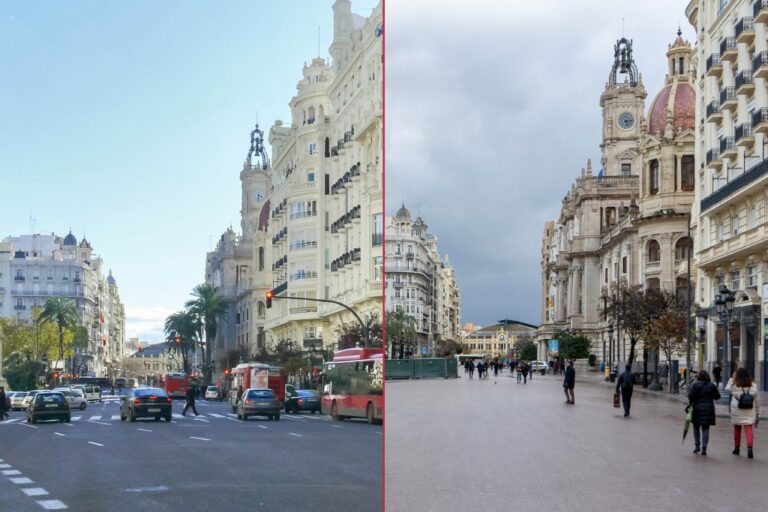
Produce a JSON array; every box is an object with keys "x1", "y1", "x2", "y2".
[
  {"x1": 58, "y1": 322, "x2": 64, "y2": 384},
  {"x1": 627, "y1": 337, "x2": 637, "y2": 365}
]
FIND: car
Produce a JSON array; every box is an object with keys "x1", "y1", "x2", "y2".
[
  {"x1": 10, "y1": 392, "x2": 29, "y2": 411},
  {"x1": 26, "y1": 392, "x2": 70, "y2": 423},
  {"x1": 284, "y1": 389, "x2": 321, "y2": 414},
  {"x1": 530, "y1": 361, "x2": 549, "y2": 372},
  {"x1": 53, "y1": 388, "x2": 88, "y2": 411},
  {"x1": 237, "y1": 388, "x2": 280, "y2": 421},
  {"x1": 22, "y1": 390, "x2": 46, "y2": 409},
  {"x1": 204, "y1": 386, "x2": 221, "y2": 401},
  {"x1": 120, "y1": 387, "x2": 172, "y2": 422},
  {"x1": 73, "y1": 385, "x2": 102, "y2": 402}
]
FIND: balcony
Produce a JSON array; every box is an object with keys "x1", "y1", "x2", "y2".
[
  {"x1": 736, "y1": 122, "x2": 755, "y2": 148},
  {"x1": 290, "y1": 270, "x2": 318, "y2": 281},
  {"x1": 290, "y1": 306, "x2": 318, "y2": 314},
  {"x1": 302, "y1": 338, "x2": 324, "y2": 350},
  {"x1": 720, "y1": 87, "x2": 737, "y2": 112},
  {"x1": 290, "y1": 210, "x2": 317, "y2": 221},
  {"x1": 14, "y1": 275, "x2": 25, "y2": 281},
  {"x1": 753, "y1": 108, "x2": 768, "y2": 134},
  {"x1": 289, "y1": 240, "x2": 318, "y2": 251},
  {"x1": 372, "y1": 233, "x2": 383, "y2": 246},
  {"x1": 756, "y1": 0, "x2": 768, "y2": 24},
  {"x1": 720, "y1": 37, "x2": 737, "y2": 62},
  {"x1": 736, "y1": 17, "x2": 756, "y2": 43},
  {"x1": 706, "y1": 54, "x2": 723, "y2": 77},
  {"x1": 701, "y1": 155, "x2": 768, "y2": 212},
  {"x1": 735, "y1": 71, "x2": 754, "y2": 96},
  {"x1": 14, "y1": 304, "x2": 26, "y2": 310},
  {"x1": 706, "y1": 100, "x2": 722, "y2": 123},
  {"x1": 720, "y1": 136, "x2": 737, "y2": 160},
  {"x1": 706, "y1": 148, "x2": 723, "y2": 170}
]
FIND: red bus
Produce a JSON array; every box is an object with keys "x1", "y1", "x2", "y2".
[
  {"x1": 228, "y1": 363, "x2": 287, "y2": 412},
  {"x1": 321, "y1": 348, "x2": 383, "y2": 424},
  {"x1": 163, "y1": 372, "x2": 189, "y2": 399}
]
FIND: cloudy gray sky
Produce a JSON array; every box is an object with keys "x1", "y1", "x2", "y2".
[{"x1": 386, "y1": 0, "x2": 694, "y2": 327}]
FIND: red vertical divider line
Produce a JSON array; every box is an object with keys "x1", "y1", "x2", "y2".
[{"x1": 380, "y1": 0, "x2": 387, "y2": 511}]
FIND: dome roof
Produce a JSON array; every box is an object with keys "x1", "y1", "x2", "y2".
[
  {"x1": 63, "y1": 231, "x2": 77, "y2": 246},
  {"x1": 395, "y1": 204, "x2": 411, "y2": 221},
  {"x1": 259, "y1": 200, "x2": 271, "y2": 231},
  {"x1": 107, "y1": 270, "x2": 116, "y2": 286},
  {"x1": 647, "y1": 81, "x2": 695, "y2": 135}
]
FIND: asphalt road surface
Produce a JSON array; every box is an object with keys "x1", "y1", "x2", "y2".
[
  {"x1": 1, "y1": 398, "x2": 382, "y2": 512},
  {"x1": 386, "y1": 370, "x2": 768, "y2": 512}
]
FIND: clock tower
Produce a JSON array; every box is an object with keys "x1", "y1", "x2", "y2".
[
  {"x1": 241, "y1": 124, "x2": 270, "y2": 243},
  {"x1": 599, "y1": 38, "x2": 646, "y2": 176}
]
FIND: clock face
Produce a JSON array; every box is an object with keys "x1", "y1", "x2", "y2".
[
  {"x1": 253, "y1": 190, "x2": 265, "y2": 202},
  {"x1": 618, "y1": 112, "x2": 635, "y2": 130}
]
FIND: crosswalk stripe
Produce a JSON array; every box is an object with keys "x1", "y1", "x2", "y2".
[
  {"x1": 172, "y1": 413, "x2": 184, "y2": 419},
  {"x1": 208, "y1": 413, "x2": 224, "y2": 418},
  {"x1": 1, "y1": 418, "x2": 20, "y2": 424},
  {"x1": 71, "y1": 416, "x2": 82, "y2": 421},
  {"x1": 111, "y1": 415, "x2": 120, "y2": 420},
  {"x1": 89, "y1": 415, "x2": 101, "y2": 421}
]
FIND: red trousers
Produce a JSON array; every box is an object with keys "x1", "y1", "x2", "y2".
[{"x1": 733, "y1": 425, "x2": 754, "y2": 448}]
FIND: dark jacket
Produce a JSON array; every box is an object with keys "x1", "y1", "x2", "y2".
[
  {"x1": 563, "y1": 367, "x2": 575, "y2": 388},
  {"x1": 616, "y1": 371, "x2": 635, "y2": 393},
  {"x1": 185, "y1": 386, "x2": 196, "y2": 403},
  {"x1": 0, "y1": 390, "x2": 6, "y2": 412},
  {"x1": 688, "y1": 380, "x2": 720, "y2": 426}
]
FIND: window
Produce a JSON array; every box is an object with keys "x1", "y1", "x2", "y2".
[
  {"x1": 373, "y1": 256, "x2": 382, "y2": 281},
  {"x1": 621, "y1": 163, "x2": 631, "y2": 176},
  {"x1": 622, "y1": 256, "x2": 627, "y2": 274},
  {"x1": 681, "y1": 155, "x2": 694, "y2": 191},
  {"x1": 676, "y1": 277, "x2": 688, "y2": 300},
  {"x1": 646, "y1": 278, "x2": 660, "y2": 290},
  {"x1": 732, "y1": 214, "x2": 740, "y2": 236},
  {"x1": 675, "y1": 237, "x2": 691, "y2": 261},
  {"x1": 649, "y1": 160, "x2": 659, "y2": 195},
  {"x1": 308, "y1": 143, "x2": 317, "y2": 155},
  {"x1": 307, "y1": 172, "x2": 315, "y2": 183},
  {"x1": 730, "y1": 270, "x2": 741, "y2": 291},
  {"x1": 718, "y1": 220, "x2": 725, "y2": 241},
  {"x1": 747, "y1": 265, "x2": 758, "y2": 288},
  {"x1": 605, "y1": 267, "x2": 608, "y2": 283},
  {"x1": 647, "y1": 240, "x2": 661, "y2": 263},
  {"x1": 373, "y1": 213, "x2": 383, "y2": 245}
]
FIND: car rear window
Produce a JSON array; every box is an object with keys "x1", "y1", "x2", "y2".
[
  {"x1": 15, "y1": 392, "x2": 28, "y2": 398},
  {"x1": 36, "y1": 394, "x2": 65, "y2": 404},
  {"x1": 297, "y1": 390, "x2": 318, "y2": 397},
  {"x1": 207, "y1": 386, "x2": 219, "y2": 391},
  {"x1": 247, "y1": 390, "x2": 275, "y2": 399},
  {"x1": 134, "y1": 388, "x2": 167, "y2": 397}
]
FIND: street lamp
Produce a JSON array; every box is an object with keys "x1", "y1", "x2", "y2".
[
  {"x1": 696, "y1": 314, "x2": 706, "y2": 373},
  {"x1": 714, "y1": 284, "x2": 736, "y2": 388},
  {"x1": 607, "y1": 324, "x2": 614, "y2": 381}
]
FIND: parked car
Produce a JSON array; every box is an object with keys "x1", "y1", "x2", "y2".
[
  {"x1": 10, "y1": 392, "x2": 29, "y2": 411},
  {"x1": 22, "y1": 390, "x2": 46, "y2": 409},
  {"x1": 53, "y1": 388, "x2": 88, "y2": 411},
  {"x1": 530, "y1": 361, "x2": 548, "y2": 373},
  {"x1": 26, "y1": 392, "x2": 70, "y2": 423},
  {"x1": 284, "y1": 389, "x2": 321, "y2": 414},
  {"x1": 237, "y1": 388, "x2": 280, "y2": 421},
  {"x1": 204, "y1": 386, "x2": 221, "y2": 401},
  {"x1": 120, "y1": 387, "x2": 172, "y2": 422}
]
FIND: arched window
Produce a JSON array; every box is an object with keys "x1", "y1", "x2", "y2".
[
  {"x1": 258, "y1": 302, "x2": 265, "y2": 318},
  {"x1": 649, "y1": 159, "x2": 659, "y2": 195},
  {"x1": 675, "y1": 237, "x2": 691, "y2": 261},
  {"x1": 647, "y1": 240, "x2": 661, "y2": 263},
  {"x1": 307, "y1": 106, "x2": 316, "y2": 124},
  {"x1": 681, "y1": 155, "x2": 694, "y2": 191}
]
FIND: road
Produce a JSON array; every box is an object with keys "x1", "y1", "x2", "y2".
[
  {"x1": 1, "y1": 398, "x2": 382, "y2": 511},
  {"x1": 386, "y1": 370, "x2": 768, "y2": 512}
]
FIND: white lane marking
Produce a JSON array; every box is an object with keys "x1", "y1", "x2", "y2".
[
  {"x1": 330, "y1": 425, "x2": 343, "y2": 429},
  {"x1": 89, "y1": 415, "x2": 101, "y2": 421},
  {"x1": 71, "y1": 416, "x2": 82, "y2": 422},
  {"x1": 207, "y1": 413, "x2": 224, "y2": 418},
  {"x1": 2, "y1": 469, "x2": 22, "y2": 475},
  {"x1": 125, "y1": 485, "x2": 169, "y2": 493},
  {"x1": 0, "y1": 463, "x2": 10, "y2": 468},
  {"x1": 189, "y1": 436, "x2": 211, "y2": 441},
  {"x1": 54, "y1": 432, "x2": 65, "y2": 437},
  {"x1": 172, "y1": 413, "x2": 184, "y2": 419},
  {"x1": 111, "y1": 415, "x2": 120, "y2": 421},
  {"x1": 36, "y1": 499, "x2": 68, "y2": 509},
  {"x1": 222, "y1": 416, "x2": 239, "y2": 422},
  {"x1": 192, "y1": 418, "x2": 209, "y2": 422},
  {"x1": 64, "y1": 424, "x2": 74, "y2": 428},
  {"x1": 20, "y1": 423, "x2": 38, "y2": 429},
  {"x1": 87, "y1": 441, "x2": 104, "y2": 447},
  {"x1": 226, "y1": 413, "x2": 237, "y2": 417},
  {"x1": 257, "y1": 425, "x2": 268, "y2": 429},
  {"x1": 10, "y1": 477, "x2": 34, "y2": 484},
  {"x1": 289, "y1": 433, "x2": 303, "y2": 437},
  {"x1": 22, "y1": 488, "x2": 49, "y2": 496},
  {"x1": 137, "y1": 428, "x2": 153, "y2": 432},
  {"x1": 1, "y1": 418, "x2": 21, "y2": 423}
]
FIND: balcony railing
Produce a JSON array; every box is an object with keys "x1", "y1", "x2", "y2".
[
  {"x1": 753, "y1": 52, "x2": 768, "y2": 79},
  {"x1": 735, "y1": 122, "x2": 753, "y2": 142},
  {"x1": 736, "y1": 17, "x2": 755, "y2": 42},
  {"x1": 289, "y1": 240, "x2": 318, "y2": 251},
  {"x1": 290, "y1": 210, "x2": 317, "y2": 220},
  {"x1": 719, "y1": 136, "x2": 736, "y2": 155},
  {"x1": 756, "y1": 0, "x2": 768, "y2": 22},
  {"x1": 591, "y1": 175, "x2": 639, "y2": 187},
  {"x1": 14, "y1": 275, "x2": 25, "y2": 281},
  {"x1": 290, "y1": 306, "x2": 318, "y2": 314},
  {"x1": 372, "y1": 233, "x2": 383, "y2": 246},
  {"x1": 14, "y1": 304, "x2": 26, "y2": 310},
  {"x1": 720, "y1": 86, "x2": 737, "y2": 109},
  {"x1": 706, "y1": 100, "x2": 722, "y2": 121},
  {"x1": 735, "y1": 71, "x2": 754, "y2": 94},
  {"x1": 706, "y1": 54, "x2": 723, "y2": 75},
  {"x1": 702, "y1": 155, "x2": 768, "y2": 212},
  {"x1": 753, "y1": 108, "x2": 768, "y2": 133},
  {"x1": 720, "y1": 37, "x2": 737, "y2": 61},
  {"x1": 290, "y1": 270, "x2": 318, "y2": 281}
]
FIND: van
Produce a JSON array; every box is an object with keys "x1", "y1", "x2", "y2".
[{"x1": 74, "y1": 385, "x2": 102, "y2": 402}]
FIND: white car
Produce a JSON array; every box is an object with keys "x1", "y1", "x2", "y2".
[
  {"x1": 530, "y1": 361, "x2": 549, "y2": 372},
  {"x1": 10, "y1": 392, "x2": 29, "y2": 410},
  {"x1": 53, "y1": 388, "x2": 88, "y2": 411},
  {"x1": 22, "y1": 390, "x2": 46, "y2": 409},
  {"x1": 73, "y1": 385, "x2": 102, "y2": 402},
  {"x1": 205, "y1": 386, "x2": 221, "y2": 401}
]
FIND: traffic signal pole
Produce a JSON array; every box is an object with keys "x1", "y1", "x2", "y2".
[{"x1": 268, "y1": 294, "x2": 370, "y2": 347}]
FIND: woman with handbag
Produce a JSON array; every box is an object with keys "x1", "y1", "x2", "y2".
[
  {"x1": 726, "y1": 367, "x2": 760, "y2": 459},
  {"x1": 687, "y1": 370, "x2": 720, "y2": 456}
]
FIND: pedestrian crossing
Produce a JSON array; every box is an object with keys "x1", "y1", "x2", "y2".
[{"x1": 1, "y1": 412, "x2": 330, "y2": 425}]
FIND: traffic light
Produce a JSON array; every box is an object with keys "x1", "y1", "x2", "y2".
[
  {"x1": 224, "y1": 368, "x2": 230, "y2": 376},
  {"x1": 266, "y1": 290, "x2": 273, "y2": 309},
  {"x1": 53, "y1": 372, "x2": 59, "y2": 380},
  {"x1": 174, "y1": 335, "x2": 181, "y2": 346}
]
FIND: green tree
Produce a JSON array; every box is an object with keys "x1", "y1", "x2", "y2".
[
  {"x1": 555, "y1": 331, "x2": 592, "y2": 362},
  {"x1": 164, "y1": 309, "x2": 199, "y2": 374},
  {"x1": 386, "y1": 309, "x2": 417, "y2": 359},
  {"x1": 186, "y1": 283, "x2": 230, "y2": 385},
  {"x1": 3, "y1": 352, "x2": 44, "y2": 391},
  {"x1": 335, "y1": 313, "x2": 382, "y2": 350},
  {"x1": 641, "y1": 289, "x2": 687, "y2": 392},
  {"x1": 520, "y1": 342, "x2": 537, "y2": 361},
  {"x1": 39, "y1": 297, "x2": 80, "y2": 377}
]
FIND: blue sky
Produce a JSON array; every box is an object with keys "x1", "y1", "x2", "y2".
[{"x1": 0, "y1": 1, "x2": 373, "y2": 342}]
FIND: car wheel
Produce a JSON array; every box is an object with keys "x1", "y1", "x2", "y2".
[
  {"x1": 165, "y1": 414, "x2": 172, "y2": 422},
  {"x1": 331, "y1": 401, "x2": 342, "y2": 421},
  {"x1": 129, "y1": 409, "x2": 136, "y2": 422},
  {"x1": 311, "y1": 409, "x2": 317, "y2": 414},
  {"x1": 120, "y1": 412, "x2": 125, "y2": 422},
  {"x1": 285, "y1": 404, "x2": 291, "y2": 414},
  {"x1": 274, "y1": 413, "x2": 280, "y2": 421},
  {"x1": 154, "y1": 416, "x2": 160, "y2": 422},
  {"x1": 80, "y1": 402, "x2": 86, "y2": 410},
  {"x1": 65, "y1": 415, "x2": 71, "y2": 423}
]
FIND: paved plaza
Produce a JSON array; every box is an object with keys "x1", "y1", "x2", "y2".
[{"x1": 386, "y1": 371, "x2": 768, "y2": 512}]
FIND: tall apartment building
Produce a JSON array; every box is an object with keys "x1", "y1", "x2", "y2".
[
  {"x1": 205, "y1": 0, "x2": 382, "y2": 375},
  {"x1": 385, "y1": 205, "x2": 461, "y2": 356},
  {"x1": 687, "y1": 0, "x2": 768, "y2": 387},
  {"x1": 0, "y1": 232, "x2": 125, "y2": 378}
]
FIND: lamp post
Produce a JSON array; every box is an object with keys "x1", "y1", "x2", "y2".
[
  {"x1": 714, "y1": 284, "x2": 736, "y2": 388},
  {"x1": 696, "y1": 314, "x2": 706, "y2": 374},
  {"x1": 605, "y1": 324, "x2": 614, "y2": 381}
]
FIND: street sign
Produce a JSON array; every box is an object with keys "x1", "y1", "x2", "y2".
[{"x1": 421, "y1": 346, "x2": 428, "y2": 356}]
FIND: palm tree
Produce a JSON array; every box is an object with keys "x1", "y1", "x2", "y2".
[
  {"x1": 164, "y1": 309, "x2": 198, "y2": 374},
  {"x1": 186, "y1": 283, "x2": 230, "y2": 385},
  {"x1": 386, "y1": 309, "x2": 417, "y2": 359},
  {"x1": 39, "y1": 297, "x2": 80, "y2": 380}
]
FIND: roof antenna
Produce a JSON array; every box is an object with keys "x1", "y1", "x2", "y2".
[{"x1": 318, "y1": 26, "x2": 321, "y2": 58}]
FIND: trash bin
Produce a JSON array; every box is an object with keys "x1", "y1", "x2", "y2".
[{"x1": 609, "y1": 371, "x2": 617, "y2": 382}]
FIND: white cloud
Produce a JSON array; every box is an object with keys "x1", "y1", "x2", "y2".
[{"x1": 125, "y1": 306, "x2": 175, "y2": 343}]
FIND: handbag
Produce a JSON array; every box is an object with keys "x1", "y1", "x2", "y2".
[{"x1": 613, "y1": 392, "x2": 620, "y2": 408}]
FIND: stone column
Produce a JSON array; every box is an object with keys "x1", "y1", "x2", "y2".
[
  {"x1": 557, "y1": 273, "x2": 567, "y2": 323},
  {"x1": 660, "y1": 233, "x2": 674, "y2": 291},
  {"x1": 0, "y1": 332, "x2": 7, "y2": 389}
]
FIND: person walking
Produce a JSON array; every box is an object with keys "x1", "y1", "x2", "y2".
[
  {"x1": 529, "y1": 362, "x2": 534, "y2": 381},
  {"x1": 563, "y1": 361, "x2": 575, "y2": 404},
  {"x1": 0, "y1": 386, "x2": 9, "y2": 420},
  {"x1": 712, "y1": 364, "x2": 722, "y2": 389},
  {"x1": 616, "y1": 364, "x2": 635, "y2": 417},
  {"x1": 477, "y1": 361, "x2": 484, "y2": 380},
  {"x1": 182, "y1": 385, "x2": 199, "y2": 416},
  {"x1": 521, "y1": 363, "x2": 528, "y2": 385},
  {"x1": 687, "y1": 370, "x2": 720, "y2": 456},
  {"x1": 516, "y1": 363, "x2": 522, "y2": 383},
  {"x1": 468, "y1": 360, "x2": 475, "y2": 380},
  {"x1": 726, "y1": 367, "x2": 760, "y2": 459}
]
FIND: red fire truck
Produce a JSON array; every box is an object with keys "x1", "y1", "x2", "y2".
[
  {"x1": 228, "y1": 363, "x2": 287, "y2": 412},
  {"x1": 321, "y1": 347, "x2": 383, "y2": 424}
]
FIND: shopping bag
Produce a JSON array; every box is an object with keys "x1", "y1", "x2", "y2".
[{"x1": 613, "y1": 392, "x2": 620, "y2": 408}]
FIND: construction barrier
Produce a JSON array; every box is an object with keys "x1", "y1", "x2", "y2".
[{"x1": 385, "y1": 358, "x2": 458, "y2": 379}]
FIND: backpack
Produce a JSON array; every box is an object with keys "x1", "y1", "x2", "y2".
[{"x1": 737, "y1": 387, "x2": 754, "y2": 410}]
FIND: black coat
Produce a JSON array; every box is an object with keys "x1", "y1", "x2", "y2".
[
  {"x1": 616, "y1": 371, "x2": 635, "y2": 394},
  {"x1": 688, "y1": 380, "x2": 720, "y2": 426},
  {"x1": 563, "y1": 367, "x2": 575, "y2": 388},
  {"x1": 186, "y1": 386, "x2": 196, "y2": 403}
]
